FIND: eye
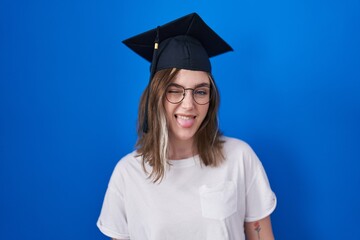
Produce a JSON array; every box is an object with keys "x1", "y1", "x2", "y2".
[
  {"x1": 167, "y1": 87, "x2": 183, "y2": 94},
  {"x1": 194, "y1": 88, "x2": 209, "y2": 96}
]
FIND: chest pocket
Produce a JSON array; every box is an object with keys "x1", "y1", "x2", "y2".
[{"x1": 199, "y1": 181, "x2": 237, "y2": 220}]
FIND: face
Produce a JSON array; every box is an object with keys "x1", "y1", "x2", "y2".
[{"x1": 164, "y1": 69, "x2": 210, "y2": 144}]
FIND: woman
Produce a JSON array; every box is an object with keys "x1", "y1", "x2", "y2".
[{"x1": 97, "y1": 13, "x2": 276, "y2": 240}]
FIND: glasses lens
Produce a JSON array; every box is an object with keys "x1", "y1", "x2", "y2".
[
  {"x1": 166, "y1": 85, "x2": 184, "y2": 103},
  {"x1": 193, "y1": 87, "x2": 210, "y2": 104}
]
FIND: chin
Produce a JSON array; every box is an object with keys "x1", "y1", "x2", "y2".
[{"x1": 170, "y1": 130, "x2": 197, "y2": 142}]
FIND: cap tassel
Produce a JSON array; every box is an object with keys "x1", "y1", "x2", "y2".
[{"x1": 142, "y1": 26, "x2": 160, "y2": 133}]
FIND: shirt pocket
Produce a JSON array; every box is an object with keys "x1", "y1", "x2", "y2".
[{"x1": 199, "y1": 181, "x2": 237, "y2": 220}]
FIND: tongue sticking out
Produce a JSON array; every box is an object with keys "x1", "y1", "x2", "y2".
[{"x1": 176, "y1": 116, "x2": 195, "y2": 128}]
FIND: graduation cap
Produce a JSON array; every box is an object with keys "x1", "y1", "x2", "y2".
[{"x1": 122, "y1": 12, "x2": 233, "y2": 133}]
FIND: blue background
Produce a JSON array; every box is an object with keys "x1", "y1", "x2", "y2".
[{"x1": 1, "y1": 0, "x2": 359, "y2": 239}]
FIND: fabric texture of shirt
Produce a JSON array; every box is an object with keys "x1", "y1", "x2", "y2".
[{"x1": 97, "y1": 136, "x2": 277, "y2": 240}]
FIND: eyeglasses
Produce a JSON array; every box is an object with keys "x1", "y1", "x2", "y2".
[{"x1": 165, "y1": 84, "x2": 211, "y2": 105}]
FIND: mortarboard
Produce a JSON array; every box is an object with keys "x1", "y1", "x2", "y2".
[{"x1": 122, "y1": 12, "x2": 233, "y2": 133}]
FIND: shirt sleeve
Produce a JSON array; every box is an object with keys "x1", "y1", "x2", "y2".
[
  {"x1": 97, "y1": 162, "x2": 130, "y2": 239},
  {"x1": 244, "y1": 146, "x2": 277, "y2": 222}
]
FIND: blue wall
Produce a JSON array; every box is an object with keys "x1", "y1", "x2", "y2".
[{"x1": 1, "y1": 0, "x2": 359, "y2": 239}]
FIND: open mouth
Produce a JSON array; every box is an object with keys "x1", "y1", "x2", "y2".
[
  {"x1": 175, "y1": 114, "x2": 196, "y2": 128},
  {"x1": 175, "y1": 115, "x2": 196, "y2": 120}
]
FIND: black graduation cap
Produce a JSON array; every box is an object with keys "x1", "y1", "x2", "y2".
[
  {"x1": 122, "y1": 12, "x2": 233, "y2": 133},
  {"x1": 123, "y1": 12, "x2": 233, "y2": 74}
]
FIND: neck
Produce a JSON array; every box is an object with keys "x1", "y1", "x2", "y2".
[{"x1": 167, "y1": 138, "x2": 197, "y2": 160}]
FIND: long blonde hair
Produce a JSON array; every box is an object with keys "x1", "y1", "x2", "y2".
[{"x1": 136, "y1": 68, "x2": 224, "y2": 183}]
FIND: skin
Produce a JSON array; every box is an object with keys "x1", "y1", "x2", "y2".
[
  {"x1": 244, "y1": 216, "x2": 275, "y2": 240},
  {"x1": 164, "y1": 69, "x2": 210, "y2": 160},
  {"x1": 111, "y1": 70, "x2": 275, "y2": 240}
]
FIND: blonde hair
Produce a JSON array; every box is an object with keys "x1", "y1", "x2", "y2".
[{"x1": 136, "y1": 68, "x2": 224, "y2": 183}]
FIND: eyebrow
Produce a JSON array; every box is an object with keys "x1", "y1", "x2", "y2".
[{"x1": 169, "y1": 82, "x2": 210, "y2": 88}]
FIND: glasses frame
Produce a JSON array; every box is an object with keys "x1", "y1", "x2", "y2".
[{"x1": 165, "y1": 83, "x2": 211, "y2": 105}]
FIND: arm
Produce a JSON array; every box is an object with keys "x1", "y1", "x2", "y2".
[{"x1": 244, "y1": 216, "x2": 274, "y2": 240}]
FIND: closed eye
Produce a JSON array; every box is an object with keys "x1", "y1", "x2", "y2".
[{"x1": 167, "y1": 89, "x2": 183, "y2": 94}]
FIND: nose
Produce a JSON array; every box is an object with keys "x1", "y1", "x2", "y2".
[{"x1": 181, "y1": 90, "x2": 195, "y2": 109}]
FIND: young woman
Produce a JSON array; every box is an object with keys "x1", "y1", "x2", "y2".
[{"x1": 97, "y1": 13, "x2": 276, "y2": 240}]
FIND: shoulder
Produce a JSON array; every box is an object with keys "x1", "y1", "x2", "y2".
[
  {"x1": 221, "y1": 136, "x2": 261, "y2": 169},
  {"x1": 110, "y1": 151, "x2": 142, "y2": 179},
  {"x1": 115, "y1": 150, "x2": 139, "y2": 166},
  {"x1": 107, "y1": 151, "x2": 142, "y2": 190},
  {"x1": 113, "y1": 150, "x2": 141, "y2": 173},
  {"x1": 221, "y1": 136, "x2": 255, "y2": 155}
]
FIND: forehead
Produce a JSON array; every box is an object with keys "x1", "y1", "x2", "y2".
[{"x1": 172, "y1": 69, "x2": 210, "y2": 86}]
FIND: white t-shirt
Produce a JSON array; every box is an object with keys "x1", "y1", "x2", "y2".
[{"x1": 97, "y1": 137, "x2": 276, "y2": 240}]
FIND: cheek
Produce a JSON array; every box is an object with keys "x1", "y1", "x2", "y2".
[
  {"x1": 164, "y1": 101, "x2": 174, "y2": 119},
  {"x1": 199, "y1": 105, "x2": 210, "y2": 119}
]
